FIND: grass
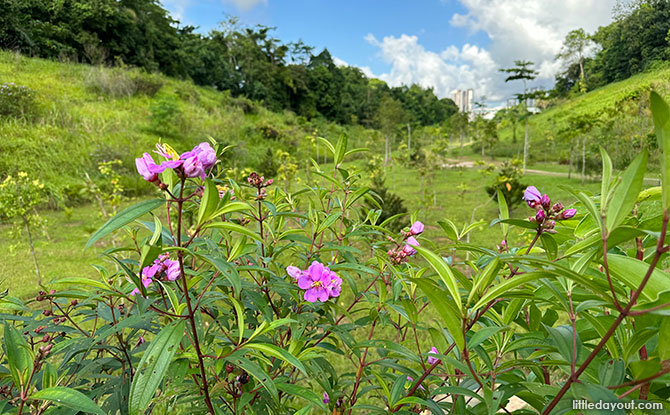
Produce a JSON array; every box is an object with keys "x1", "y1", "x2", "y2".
[{"x1": 0, "y1": 51, "x2": 376, "y2": 201}]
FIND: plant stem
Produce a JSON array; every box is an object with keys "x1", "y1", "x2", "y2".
[
  {"x1": 22, "y1": 215, "x2": 41, "y2": 286},
  {"x1": 176, "y1": 179, "x2": 215, "y2": 414},
  {"x1": 542, "y1": 212, "x2": 669, "y2": 414}
]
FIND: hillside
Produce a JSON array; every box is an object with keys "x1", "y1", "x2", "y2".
[
  {"x1": 496, "y1": 66, "x2": 670, "y2": 171},
  {"x1": 0, "y1": 51, "x2": 374, "y2": 203}
]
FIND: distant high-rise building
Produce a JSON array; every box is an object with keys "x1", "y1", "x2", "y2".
[{"x1": 450, "y1": 89, "x2": 474, "y2": 113}]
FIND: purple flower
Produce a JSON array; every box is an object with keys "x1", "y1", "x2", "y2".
[
  {"x1": 403, "y1": 236, "x2": 420, "y2": 255},
  {"x1": 131, "y1": 263, "x2": 159, "y2": 296},
  {"x1": 406, "y1": 376, "x2": 425, "y2": 391},
  {"x1": 535, "y1": 210, "x2": 546, "y2": 222},
  {"x1": 323, "y1": 392, "x2": 330, "y2": 404},
  {"x1": 560, "y1": 208, "x2": 577, "y2": 220},
  {"x1": 297, "y1": 261, "x2": 337, "y2": 303},
  {"x1": 410, "y1": 221, "x2": 424, "y2": 235},
  {"x1": 523, "y1": 186, "x2": 542, "y2": 207},
  {"x1": 193, "y1": 142, "x2": 217, "y2": 169},
  {"x1": 286, "y1": 265, "x2": 303, "y2": 279},
  {"x1": 327, "y1": 274, "x2": 342, "y2": 298},
  {"x1": 135, "y1": 153, "x2": 167, "y2": 182},
  {"x1": 427, "y1": 347, "x2": 439, "y2": 365},
  {"x1": 540, "y1": 194, "x2": 551, "y2": 210},
  {"x1": 165, "y1": 258, "x2": 181, "y2": 281},
  {"x1": 180, "y1": 151, "x2": 206, "y2": 179}
]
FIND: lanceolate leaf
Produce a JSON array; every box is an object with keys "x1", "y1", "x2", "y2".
[
  {"x1": 129, "y1": 321, "x2": 185, "y2": 415},
  {"x1": 85, "y1": 198, "x2": 164, "y2": 249},
  {"x1": 650, "y1": 91, "x2": 670, "y2": 210},
  {"x1": 4, "y1": 324, "x2": 33, "y2": 389},
  {"x1": 244, "y1": 343, "x2": 307, "y2": 375},
  {"x1": 605, "y1": 254, "x2": 670, "y2": 302},
  {"x1": 415, "y1": 246, "x2": 462, "y2": 313},
  {"x1": 605, "y1": 151, "x2": 648, "y2": 232},
  {"x1": 197, "y1": 178, "x2": 219, "y2": 225},
  {"x1": 413, "y1": 279, "x2": 464, "y2": 350},
  {"x1": 31, "y1": 387, "x2": 105, "y2": 415}
]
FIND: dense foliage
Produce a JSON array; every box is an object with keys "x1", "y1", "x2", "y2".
[
  {"x1": 1, "y1": 93, "x2": 670, "y2": 415},
  {"x1": 0, "y1": 0, "x2": 457, "y2": 128},
  {"x1": 553, "y1": 0, "x2": 670, "y2": 97}
]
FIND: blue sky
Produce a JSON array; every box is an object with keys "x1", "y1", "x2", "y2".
[{"x1": 163, "y1": 0, "x2": 617, "y2": 105}]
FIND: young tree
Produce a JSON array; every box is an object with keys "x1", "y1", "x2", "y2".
[
  {"x1": 500, "y1": 60, "x2": 538, "y2": 172},
  {"x1": 556, "y1": 28, "x2": 593, "y2": 92},
  {"x1": 0, "y1": 172, "x2": 47, "y2": 286}
]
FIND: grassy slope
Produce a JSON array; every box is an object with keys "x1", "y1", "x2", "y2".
[
  {"x1": 497, "y1": 67, "x2": 670, "y2": 167},
  {"x1": 0, "y1": 51, "x2": 370, "y2": 198}
]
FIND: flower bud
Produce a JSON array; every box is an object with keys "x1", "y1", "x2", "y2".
[
  {"x1": 540, "y1": 194, "x2": 551, "y2": 210},
  {"x1": 560, "y1": 208, "x2": 577, "y2": 220},
  {"x1": 535, "y1": 210, "x2": 546, "y2": 223},
  {"x1": 551, "y1": 202, "x2": 563, "y2": 212}
]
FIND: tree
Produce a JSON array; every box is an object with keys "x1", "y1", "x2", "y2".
[
  {"x1": 374, "y1": 96, "x2": 408, "y2": 164},
  {"x1": 556, "y1": 28, "x2": 593, "y2": 92},
  {"x1": 500, "y1": 60, "x2": 538, "y2": 172}
]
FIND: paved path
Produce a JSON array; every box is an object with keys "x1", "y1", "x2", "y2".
[{"x1": 442, "y1": 159, "x2": 661, "y2": 185}]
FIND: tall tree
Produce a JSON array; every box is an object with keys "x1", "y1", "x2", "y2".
[
  {"x1": 556, "y1": 28, "x2": 593, "y2": 92},
  {"x1": 500, "y1": 60, "x2": 538, "y2": 172}
]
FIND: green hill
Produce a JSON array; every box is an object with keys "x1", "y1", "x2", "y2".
[
  {"x1": 0, "y1": 51, "x2": 374, "y2": 204},
  {"x1": 497, "y1": 66, "x2": 670, "y2": 171}
]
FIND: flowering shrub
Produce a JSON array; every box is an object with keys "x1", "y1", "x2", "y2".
[{"x1": 2, "y1": 92, "x2": 670, "y2": 415}]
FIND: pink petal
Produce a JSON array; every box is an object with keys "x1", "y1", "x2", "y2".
[
  {"x1": 304, "y1": 289, "x2": 318, "y2": 303},
  {"x1": 286, "y1": 265, "x2": 302, "y2": 279},
  {"x1": 297, "y1": 275, "x2": 312, "y2": 289}
]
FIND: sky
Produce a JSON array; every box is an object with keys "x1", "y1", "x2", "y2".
[{"x1": 162, "y1": 0, "x2": 618, "y2": 106}]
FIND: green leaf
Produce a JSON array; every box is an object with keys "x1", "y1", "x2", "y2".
[
  {"x1": 415, "y1": 245, "x2": 462, "y2": 313},
  {"x1": 4, "y1": 324, "x2": 32, "y2": 389},
  {"x1": 496, "y1": 189, "x2": 509, "y2": 236},
  {"x1": 210, "y1": 201, "x2": 252, "y2": 218},
  {"x1": 200, "y1": 255, "x2": 242, "y2": 296},
  {"x1": 230, "y1": 295, "x2": 245, "y2": 344},
  {"x1": 650, "y1": 91, "x2": 670, "y2": 210},
  {"x1": 334, "y1": 134, "x2": 348, "y2": 166},
  {"x1": 659, "y1": 318, "x2": 670, "y2": 361},
  {"x1": 438, "y1": 219, "x2": 459, "y2": 240},
  {"x1": 205, "y1": 222, "x2": 262, "y2": 242},
  {"x1": 85, "y1": 199, "x2": 164, "y2": 249},
  {"x1": 467, "y1": 257, "x2": 501, "y2": 307},
  {"x1": 413, "y1": 279, "x2": 464, "y2": 350},
  {"x1": 197, "y1": 178, "x2": 219, "y2": 225},
  {"x1": 606, "y1": 151, "x2": 648, "y2": 232},
  {"x1": 316, "y1": 136, "x2": 336, "y2": 155},
  {"x1": 600, "y1": 146, "x2": 613, "y2": 213},
  {"x1": 606, "y1": 254, "x2": 670, "y2": 302},
  {"x1": 244, "y1": 343, "x2": 306, "y2": 375},
  {"x1": 129, "y1": 321, "x2": 185, "y2": 415},
  {"x1": 489, "y1": 218, "x2": 537, "y2": 230},
  {"x1": 316, "y1": 211, "x2": 341, "y2": 234},
  {"x1": 276, "y1": 382, "x2": 328, "y2": 412},
  {"x1": 31, "y1": 387, "x2": 105, "y2": 415},
  {"x1": 544, "y1": 325, "x2": 579, "y2": 365},
  {"x1": 471, "y1": 272, "x2": 544, "y2": 311},
  {"x1": 51, "y1": 277, "x2": 109, "y2": 291}
]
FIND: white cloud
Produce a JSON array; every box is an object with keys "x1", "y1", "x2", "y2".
[
  {"x1": 222, "y1": 0, "x2": 267, "y2": 12},
  {"x1": 333, "y1": 56, "x2": 349, "y2": 67},
  {"x1": 162, "y1": 0, "x2": 191, "y2": 22},
  {"x1": 365, "y1": 33, "x2": 499, "y2": 101},
  {"x1": 365, "y1": 0, "x2": 617, "y2": 104}
]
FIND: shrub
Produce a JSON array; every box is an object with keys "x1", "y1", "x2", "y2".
[
  {"x1": 149, "y1": 95, "x2": 182, "y2": 135},
  {"x1": 1, "y1": 94, "x2": 670, "y2": 415},
  {"x1": 132, "y1": 73, "x2": 164, "y2": 97},
  {"x1": 485, "y1": 159, "x2": 527, "y2": 208},
  {"x1": 85, "y1": 67, "x2": 136, "y2": 98},
  {"x1": 0, "y1": 82, "x2": 37, "y2": 119}
]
